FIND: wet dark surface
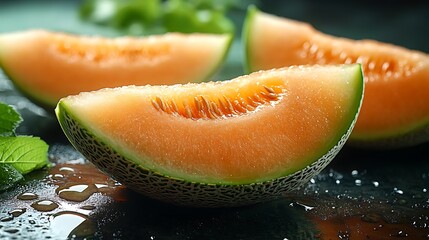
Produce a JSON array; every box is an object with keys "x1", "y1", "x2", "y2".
[
  {"x1": 1, "y1": 0, "x2": 429, "y2": 239},
  {"x1": 0, "y1": 144, "x2": 428, "y2": 239}
]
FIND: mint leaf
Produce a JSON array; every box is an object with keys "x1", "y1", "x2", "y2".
[
  {"x1": 0, "y1": 136, "x2": 49, "y2": 174},
  {"x1": 0, "y1": 102, "x2": 50, "y2": 191},
  {"x1": 0, "y1": 101, "x2": 22, "y2": 136},
  {"x1": 0, "y1": 163, "x2": 23, "y2": 191}
]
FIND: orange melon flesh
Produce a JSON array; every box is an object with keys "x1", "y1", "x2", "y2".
[
  {"x1": 56, "y1": 65, "x2": 363, "y2": 184},
  {"x1": 244, "y1": 8, "x2": 429, "y2": 143},
  {"x1": 0, "y1": 30, "x2": 232, "y2": 108}
]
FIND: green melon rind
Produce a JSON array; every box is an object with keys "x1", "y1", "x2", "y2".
[
  {"x1": 0, "y1": 33, "x2": 234, "y2": 110},
  {"x1": 55, "y1": 65, "x2": 364, "y2": 207},
  {"x1": 242, "y1": 5, "x2": 258, "y2": 74}
]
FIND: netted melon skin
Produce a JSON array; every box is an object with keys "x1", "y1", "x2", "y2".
[{"x1": 59, "y1": 109, "x2": 355, "y2": 208}]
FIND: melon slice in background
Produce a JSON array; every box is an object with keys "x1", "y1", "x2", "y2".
[
  {"x1": 0, "y1": 30, "x2": 232, "y2": 110},
  {"x1": 243, "y1": 7, "x2": 429, "y2": 149},
  {"x1": 56, "y1": 64, "x2": 363, "y2": 207}
]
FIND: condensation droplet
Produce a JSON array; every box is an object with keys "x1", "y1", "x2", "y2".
[
  {"x1": 58, "y1": 167, "x2": 75, "y2": 173},
  {"x1": 0, "y1": 216, "x2": 14, "y2": 222},
  {"x1": 51, "y1": 174, "x2": 65, "y2": 180},
  {"x1": 9, "y1": 208, "x2": 26, "y2": 217},
  {"x1": 355, "y1": 179, "x2": 362, "y2": 186},
  {"x1": 80, "y1": 205, "x2": 96, "y2": 211},
  {"x1": 31, "y1": 200, "x2": 59, "y2": 212},
  {"x1": 17, "y1": 192, "x2": 38, "y2": 200},
  {"x1": 3, "y1": 228, "x2": 19, "y2": 234},
  {"x1": 394, "y1": 188, "x2": 404, "y2": 195},
  {"x1": 390, "y1": 230, "x2": 408, "y2": 237},
  {"x1": 56, "y1": 183, "x2": 98, "y2": 202}
]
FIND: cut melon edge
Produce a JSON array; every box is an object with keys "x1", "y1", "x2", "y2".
[{"x1": 0, "y1": 31, "x2": 234, "y2": 111}]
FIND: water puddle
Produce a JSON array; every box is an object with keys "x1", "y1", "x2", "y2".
[{"x1": 49, "y1": 211, "x2": 95, "y2": 239}]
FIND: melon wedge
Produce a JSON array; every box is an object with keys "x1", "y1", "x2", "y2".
[
  {"x1": 0, "y1": 30, "x2": 232, "y2": 109},
  {"x1": 56, "y1": 64, "x2": 363, "y2": 207},
  {"x1": 243, "y1": 7, "x2": 429, "y2": 148}
]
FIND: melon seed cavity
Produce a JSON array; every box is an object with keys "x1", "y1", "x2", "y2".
[{"x1": 151, "y1": 84, "x2": 285, "y2": 120}]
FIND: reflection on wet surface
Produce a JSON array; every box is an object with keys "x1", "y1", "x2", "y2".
[{"x1": 0, "y1": 144, "x2": 428, "y2": 239}]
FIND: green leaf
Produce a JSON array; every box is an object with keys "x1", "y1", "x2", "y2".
[
  {"x1": 0, "y1": 163, "x2": 23, "y2": 192},
  {"x1": 0, "y1": 136, "x2": 49, "y2": 174},
  {"x1": 0, "y1": 101, "x2": 22, "y2": 136}
]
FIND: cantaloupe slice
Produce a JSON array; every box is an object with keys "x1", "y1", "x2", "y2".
[
  {"x1": 243, "y1": 7, "x2": 429, "y2": 148},
  {"x1": 0, "y1": 30, "x2": 232, "y2": 109},
  {"x1": 56, "y1": 64, "x2": 363, "y2": 207}
]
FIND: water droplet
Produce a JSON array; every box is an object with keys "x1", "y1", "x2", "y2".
[
  {"x1": 17, "y1": 192, "x2": 38, "y2": 200},
  {"x1": 56, "y1": 183, "x2": 98, "y2": 202},
  {"x1": 394, "y1": 188, "x2": 404, "y2": 195},
  {"x1": 29, "y1": 219, "x2": 36, "y2": 224},
  {"x1": 0, "y1": 216, "x2": 14, "y2": 222},
  {"x1": 49, "y1": 211, "x2": 95, "y2": 239},
  {"x1": 355, "y1": 179, "x2": 362, "y2": 186},
  {"x1": 95, "y1": 183, "x2": 110, "y2": 193},
  {"x1": 8, "y1": 208, "x2": 26, "y2": 217},
  {"x1": 372, "y1": 181, "x2": 379, "y2": 187},
  {"x1": 423, "y1": 188, "x2": 427, "y2": 193},
  {"x1": 80, "y1": 205, "x2": 96, "y2": 211},
  {"x1": 338, "y1": 230, "x2": 350, "y2": 239},
  {"x1": 351, "y1": 170, "x2": 358, "y2": 176},
  {"x1": 58, "y1": 167, "x2": 75, "y2": 173},
  {"x1": 292, "y1": 201, "x2": 315, "y2": 212},
  {"x1": 31, "y1": 200, "x2": 59, "y2": 212},
  {"x1": 3, "y1": 228, "x2": 19, "y2": 234},
  {"x1": 335, "y1": 180, "x2": 341, "y2": 184},
  {"x1": 390, "y1": 230, "x2": 408, "y2": 237},
  {"x1": 51, "y1": 174, "x2": 64, "y2": 180},
  {"x1": 310, "y1": 178, "x2": 316, "y2": 184}
]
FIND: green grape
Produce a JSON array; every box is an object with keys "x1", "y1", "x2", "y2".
[
  {"x1": 112, "y1": 0, "x2": 161, "y2": 29},
  {"x1": 79, "y1": 0, "x2": 118, "y2": 25},
  {"x1": 164, "y1": 0, "x2": 234, "y2": 34},
  {"x1": 79, "y1": 0, "x2": 239, "y2": 35}
]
